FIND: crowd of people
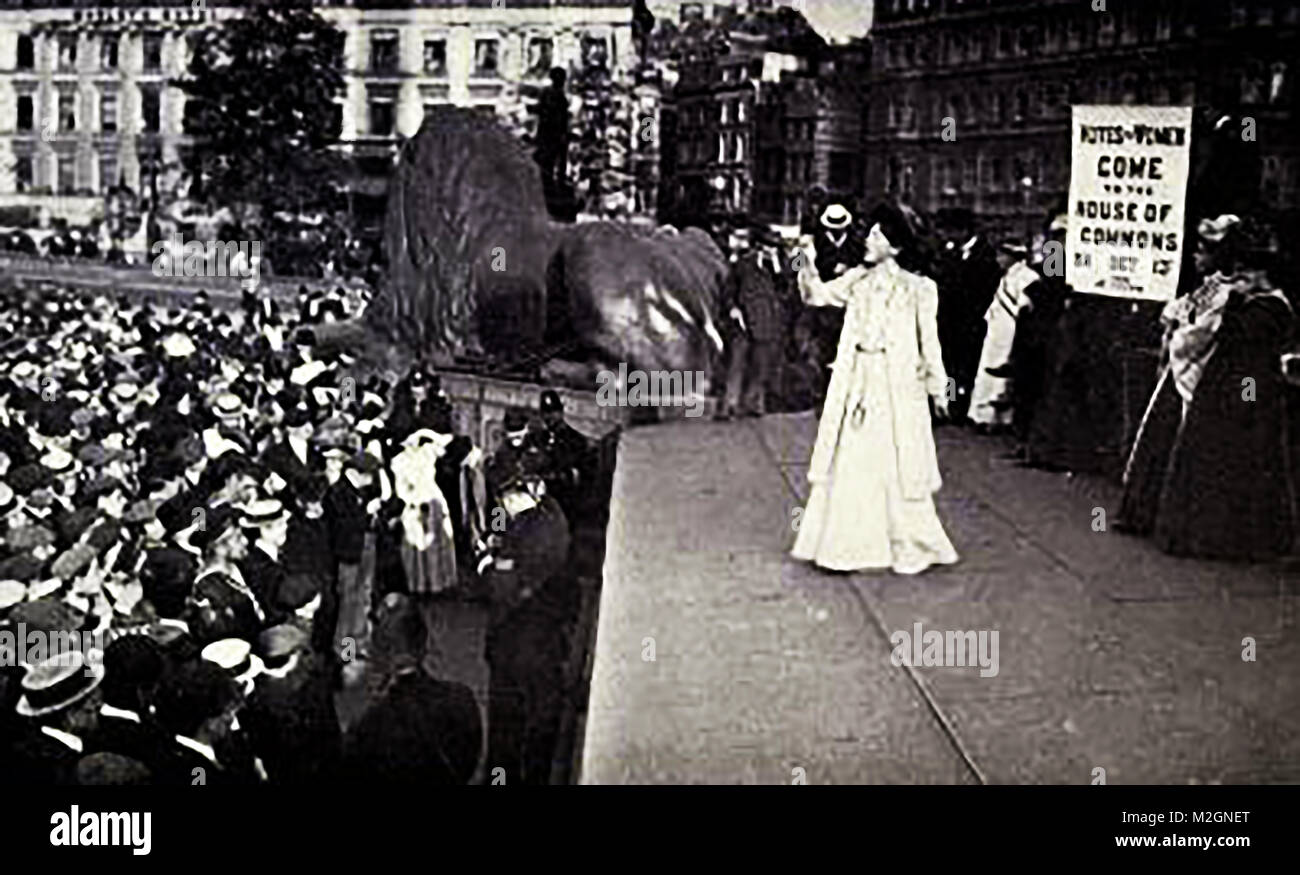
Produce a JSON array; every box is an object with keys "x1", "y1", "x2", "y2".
[
  {"x1": 716, "y1": 197, "x2": 1298, "y2": 565},
  {"x1": 0, "y1": 276, "x2": 601, "y2": 785}
]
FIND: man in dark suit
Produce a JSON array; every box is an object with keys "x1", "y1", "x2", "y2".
[
  {"x1": 261, "y1": 404, "x2": 318, "y2": 493},
  {"x1": 7, "y1": 650, "x2": 107, "y2": 785},
  {"x1": 718, "y1": 226, "x2": 787, "y2": 419},
  {"x1": 94, "y1": 635, "x2": 173, "y2": 768},
  {"x1": 343, "y1": 594, "x2": 482, "y2": 785},
  {"x1": 804, "y1": 204, "x2": 865, "y2": 409},
  {"x1": 150, "y1": 661, "x2": 261, "y2": 786},
  {"x1": 240, "y1": 624, "x2": 342, "y2": 786}
]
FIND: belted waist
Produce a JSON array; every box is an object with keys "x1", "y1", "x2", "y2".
[{"x1": 854, "y1": 342, "x2": 886, "y2": 354}]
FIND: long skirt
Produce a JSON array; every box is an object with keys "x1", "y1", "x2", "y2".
[
  {"x1": 791, "y1": 353, "x2": 959, "y2": 574},
  {"x1": 969, "y1": 308, "x2": 1017, "y2": 426}
]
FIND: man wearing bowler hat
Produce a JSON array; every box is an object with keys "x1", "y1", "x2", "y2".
[{"x1": 717, "y1": 225, "x2": 787, "y2": 420}]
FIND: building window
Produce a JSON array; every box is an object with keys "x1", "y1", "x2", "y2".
[
  {"x1": 734, "y1": 133, "x2": 744, "y2": 163},
  {"x1": 101, "y1": 35, "x2": 119, "y2": 70},
  {"x1": 581, "y1": 33, "x2": 609, "y2": 69},
  {"x1": 370, "y1": 30, "x2": 399, "y2": 73},
  {"x1": 15, "y1": 155, "x2": 33, "y2": 192},
  {"x1": 143, "y1": 32, "x2": 163, "y2": 72},
  {"x1": 717, "y1": 132, "x2": 725, "y2": 162},
  {"x1": 720, "y1": 101, "x2": 728, "y2": 125},
  {"x1": 526, "y1": 37, "x2": 552, "y2": 77},
  {"x1": 58, "y1": 34, "x2": 77, "y2": 71},
  {"x1": 16, "y1": 95, "x2": 33, "y2": 131},
  {"x1": 140, "y1": 86, "x2": 160, "y2": 133},
  {"x1": 423, "y1": 101, "x2": 451, "y2": 121},
  {"x1": 369, "y1": 94, "x2": 395, "y2": 136},
  {"x1": 737, "y1": 99, "x2": 746, "y2": 124},
  {"x1": 17, "y1": 34, "x2": 33, "y2": 70},
  {"x1": 474, "y1": 39, "x2": 499, "y2": 76},
  {"x1": 1022, "y1": 27, "x2": 1039, "y2": 55},
  {"x1": 329, "y1": 101, "x2": 343, "y2": 138},
  {"x1": 59, "y1": 91, "x2": 76, "y2": 131},
  {"x1": 100, "y1": 154, "x2": 117, "y2": 192},
  {"x1": 58, "y1": 152, "x2": 76, "y2": 194},
  {"x1": 423, "y1": 38, "x2": 447, "y2": 76},
  {"x1": 1099, "y1": 15, "x2": 1116, "y2": 44},
  {"x1": 101, "y1": 92, "x2": 118, "y2": 133},
  {"x1": 962, "y1": 157, "x2": 975, "y2": 190}
]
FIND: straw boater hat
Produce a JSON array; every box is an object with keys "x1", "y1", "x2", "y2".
[
  {"x1": 15, "y1": 649, "x2": 106, "y2": 718},
  {"x1": 820, "y1": 204, "x2": 853, "y2": 230},
  {"x1": 39, "y1": 447, "x2": 75, "y2": 474},
  {"x1": 160, "y1": 331, "x2": 196, "y2": 359},
  {"x1": 238, "y1": 497, "x2": 289, "y2": 528},
  {"x1": 0, "y1": 579, "x2": 26, "y2": 611},
  {"x1": 200, "y1": 638, "x2": 264, "y2": 688},
  {"x1": 212, "y1": 392, "x2": 246, "y2": 420}
]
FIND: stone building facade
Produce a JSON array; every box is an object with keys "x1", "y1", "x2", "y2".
[
  {"x1": 865, "y1": 0, "x2": 1300, "y2": 242},
  {"x1": 0, "y1": 0, "x2": 635, "y2": 225}
]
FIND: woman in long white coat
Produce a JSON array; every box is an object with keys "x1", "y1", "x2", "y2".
[{"x1": 790, "y1": 207, "x2": 959, "y2": 575}]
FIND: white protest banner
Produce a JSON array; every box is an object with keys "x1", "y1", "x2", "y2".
[{"x1": 1066, "y1": 105, "x2": 1193, "y2": 301}]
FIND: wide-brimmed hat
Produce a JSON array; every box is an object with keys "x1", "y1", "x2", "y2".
[
  {"x1": 866, "y1": 201, "x2": 918, "y2": 256},
  {"x1": 821, "y1": 204, "x2": 853, "y2": 230},
  {"x1": 255, "y1": 623, "x2": 308, "y2": 670},
  {"x1": 400, "y1": 429, "x2": 454, "y2": 460},
  {"x1": 211, "y1": 392, "x2": 246, "y2": 419},
  {"x1": 503, "y1": 407, "x2": 530, "y2": 435},
  {"x1": 160, "y1": 332, "x2": 196, "y2": 359},
  {"x1": 39, "y1": 447, "x2": 75, "y2": 474},
  {"x1": 200, "y1": 638, "x2": 264, "y2": 687},
  {"x1": 0, "y1": 579, "x2": 26, "y2": 611},
  {"x1": 16, "y1": 649, "x2": 106, "y2": 718},
  {"x1": 1197, "y1": 214, "x2": 1241, "y2": 244},
  {"x1": 237, "y1": 497, "x2": 288, "y2": 527},
  {"x1": 109, "y1": 381, "x2": 138, "y2": 402}
]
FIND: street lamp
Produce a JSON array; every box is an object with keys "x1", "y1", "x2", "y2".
[
  {"x1": 711, "y1": 172, "x2": 728, "y2": 224},
  {"x1": 1020, "y1": 175, "x2": 1035, "y2": 250}
]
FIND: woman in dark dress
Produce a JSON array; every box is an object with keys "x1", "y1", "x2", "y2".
[{"x1": 1119, "y1": 216, "x2": 1296, "y2": 560}]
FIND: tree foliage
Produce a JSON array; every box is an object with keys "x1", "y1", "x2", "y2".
[{"x1": 175, "y1": 0, "x2": 347, "y2": 232}]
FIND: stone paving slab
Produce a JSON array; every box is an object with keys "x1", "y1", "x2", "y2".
[
  {"x1": 760, "y1": 414, "x2": 1300, "y2": 786},
  {"x1": 582, "y1": 421, "x2": 975, "y2": 785},
  {"x1": 582, "y1": 413, "x2": 1300, "y2": 785}
]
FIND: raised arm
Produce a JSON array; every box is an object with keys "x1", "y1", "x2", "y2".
[{"x1": 796, "y1": 257, "x2": 865, "y2": 309}]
